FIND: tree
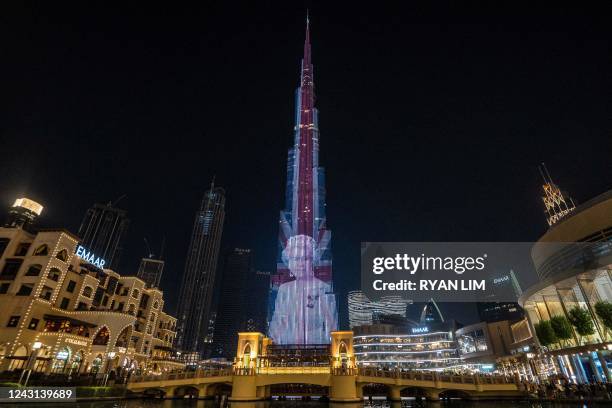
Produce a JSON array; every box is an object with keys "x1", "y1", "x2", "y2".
[
  {"x1": 550, "y1": 315, "x2": 574, "y2": 346},
  {"x1": 534, "y1": 320, "x2": 557, "y2": 347},
  {"x1": 567, "y1": 306, "x2": 595, "y2": 343},
  {"x1": 594, "y1": 301, "x2": 612, "y2": 339}
]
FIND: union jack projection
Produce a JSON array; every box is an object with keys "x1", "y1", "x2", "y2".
[{"x1": 267, "y1": 18, "x2": 338, "y2": 344}]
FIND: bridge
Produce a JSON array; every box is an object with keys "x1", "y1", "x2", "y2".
[{"x1": 127, "y1": 331, "x2": 525, "y2": 401}]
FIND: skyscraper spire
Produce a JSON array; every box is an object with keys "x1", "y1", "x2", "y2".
[
  {"x1": 539, "y1": 163, "x2": 575, "y2": 227},
  {"x1": 268, "y1": 15, "x2": 338, "y2": 345}
]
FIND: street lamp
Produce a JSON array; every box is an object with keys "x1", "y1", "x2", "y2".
[
  {"x1": 20, "y1": 342, "x2": 43, "y2": 387},
  {"x1": 102, "y1": 351, "x2": 117, "y2": 386}
]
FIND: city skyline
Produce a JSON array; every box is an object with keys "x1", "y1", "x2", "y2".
[{"x1": 1, "y1": 4, "x2": 610, "y2": 328}]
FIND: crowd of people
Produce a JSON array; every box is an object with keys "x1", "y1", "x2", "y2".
[{"x1": 522, "y1": 378, "x2": 612, "y2": 401}]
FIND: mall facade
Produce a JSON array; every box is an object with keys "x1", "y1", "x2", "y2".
[
  {"x1": 0, "y1": 209, "x2": 182, "y2": 377},
  {"x1": 520, "y1": 189, "x2": 612, "y2": 383},
  {"x1": 353, "y1": 320, "x2": 464, "y2": 371}
]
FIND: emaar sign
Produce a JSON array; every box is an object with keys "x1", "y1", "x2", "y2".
[
  {"x1": 411, "y1": 326, "x2": 429, "y2": 334},
  {"x1": 75, "y1": 245, "x2": 106, "y2": 268}
]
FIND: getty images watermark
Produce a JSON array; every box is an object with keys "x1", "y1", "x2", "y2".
[{"x1": 360, "y1": 242, "x2": 608, "y2": 303}]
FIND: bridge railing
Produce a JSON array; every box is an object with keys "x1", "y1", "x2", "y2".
[
  {"x1": 258, "y1": 366, "x2": 331, "y2": 375},
  {"x1": 357, "y1": 367, "x2": 517, "y2": 385},
  {"x1": 129, "y1": 368, "x2": 233, "y2": 383}
]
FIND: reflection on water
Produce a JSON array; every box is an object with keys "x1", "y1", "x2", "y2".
[{"x1": 9, "y1": 400, "x2": 608, "y2": 408}]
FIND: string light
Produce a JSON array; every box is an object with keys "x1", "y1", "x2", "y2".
[{"x1": 1, "y1": 229, "x2": 180, "y2": 374}]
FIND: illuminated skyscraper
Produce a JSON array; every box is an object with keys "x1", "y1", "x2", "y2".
[
  {"x1": 348, "y1": 290, "x2": 409, "y2": 329},
  {"x1": 175, "y1": 180, "x2": 225, "y2": 356},
  {"x1": 78, "y1": 201, "x2": 129, "y2": 271},
  {"x1": 268, "y1": 17, "x2": 338, "y2": 344}
]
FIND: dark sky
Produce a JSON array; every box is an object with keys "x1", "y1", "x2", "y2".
[{"x1": 1, "y1": 3, "x2": 610, "y2": 328}]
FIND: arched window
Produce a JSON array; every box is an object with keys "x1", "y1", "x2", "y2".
[
  {"x1": 153, "y1": 301, "x2": 159, "y2": 309},
  {"x1": 25, "y1": 264, "x2": 42, "y2": 276},
  {"x1": 82, "y1": 286, "x2": 93, "y2": 298},
  {"x1": 47, "y1": 268, "x2": 61, "y2": 282},
  {"x1": 92, "y1": 327, "x2": 110, "y2": 346},
  {"x1": 131, "y1": 289, "x2": 139, "y2": 299},
  {"x1": 33, "y1": 244, "x2": 49, "y2": 256},
  {"x1": 338, "y1": 342, "x2": 348, "y2": 355},
  {"x1": 55, "y1": 249, "x2": 68, "y2": 262}
]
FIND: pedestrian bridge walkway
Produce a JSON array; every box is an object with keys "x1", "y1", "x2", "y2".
[
  {"x1": 127, "y1": 331, "x2": 524, "y2": 401},
  {"x1": 127, "y1": 366, "x2": 523, "y2": 401}
]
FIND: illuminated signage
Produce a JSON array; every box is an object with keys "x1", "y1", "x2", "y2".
[
  {"x1": 75, "y1": 245, "x2": 106, "y2": 269},
  {"x1": 493, "y1": 275, "x2": 509, "y2": 285},
  {"x1": 56, "y1": 351, "x2": 69, "y2": 360},
  {"x1": 65, "y1": 338, "x2": 88, "y2": 347},
  {"x1": 411, "y1": 326, "x2": 429, "y2": 334}
]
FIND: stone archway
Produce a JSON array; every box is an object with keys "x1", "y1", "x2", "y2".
[
  {"x1": 173, "y1": 385, "x2": 199, "y2": 398},
  {"x1": 204, "y1": 383, "x2": 233, "y2": 398},
  {"x1": 391, "y1": 387, "x2": 428, "y2": 401},
  {"x1": 439, "y1": 389, "x2": 472, "y2": 400},
  {"x1": 361, "y1": 382, "x2": 390, "y2": 397}
]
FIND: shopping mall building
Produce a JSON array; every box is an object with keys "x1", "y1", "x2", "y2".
[
  {"x1": 520, "y1": 189, "x2": 612, "y2": 383},
  {"x1": 0, "y1": 201, "x2": 182, "y2": 377}
]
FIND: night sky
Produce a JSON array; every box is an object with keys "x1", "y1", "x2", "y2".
[{"x1": 1, "y1": 3, "x2": 610, "y2": 328}]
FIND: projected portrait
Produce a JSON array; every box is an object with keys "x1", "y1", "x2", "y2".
[{"x1": 268, "y1": 234, "x2": 337, "y2": 344}]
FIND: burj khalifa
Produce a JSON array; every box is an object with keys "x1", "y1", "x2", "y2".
[{"x1": 267, "y1": 17, "x2": 338, "y2": 345}]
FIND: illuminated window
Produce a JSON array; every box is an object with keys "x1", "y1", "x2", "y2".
[
  {"x1": 93, "y1": 327, "x2": 110, "y2": 346},
  {"x1": 48, "y1": 268, "x2": 61, "y2": 282},
  {"x1": 7, "y1": 316, "x2": 20, "y2": 327},
  {"x1": 39, "y1": 286, "x2": 52, "y2": 300},
  {"x1": 33, "y1": 244, "x2": 48, "y2": 256},
  {"x1": 82, "y1": 286, "x2": 93, "y2": 298},
  {"x1": 28, "y1": 318, "x2": 39, "y2": 330},
  {"x1": 55, "y1": 249, "x2": 68, "y2": 262}
]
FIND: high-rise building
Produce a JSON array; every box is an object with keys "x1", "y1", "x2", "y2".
[
  {"x1": 267, "y1": 17, "x2": 338, "y2": 345},
  {"x1": 247, "y1": 270, "x2": 270, "y2": 333},
  {"x1": 136, "y1": 257, "x2": 165, "y2": 288},
  {"x1": 347, "y1": 290, "x2": 409, "y2": 329},
  {"x1": 175, "y1": 181, "x2": 225, "y2": 356},
  {"x1": 213, "y1": 248, "x2": 253, "y2": 358},
  {"x1": 420, "y1": 299, "x2": 445, "y2": 324},
  {"x1": 5, "y1": 198, "x2": 44, "y2": 231},
  {"x1": 213, "y1": 250, "x2": 271, "y2": 359},
  {"x1": 77, "y1": 201, "x2": 129, "y2": 271},
  {"x1": 477, "y1": 270, "x2": 524, "y2": 323}
]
